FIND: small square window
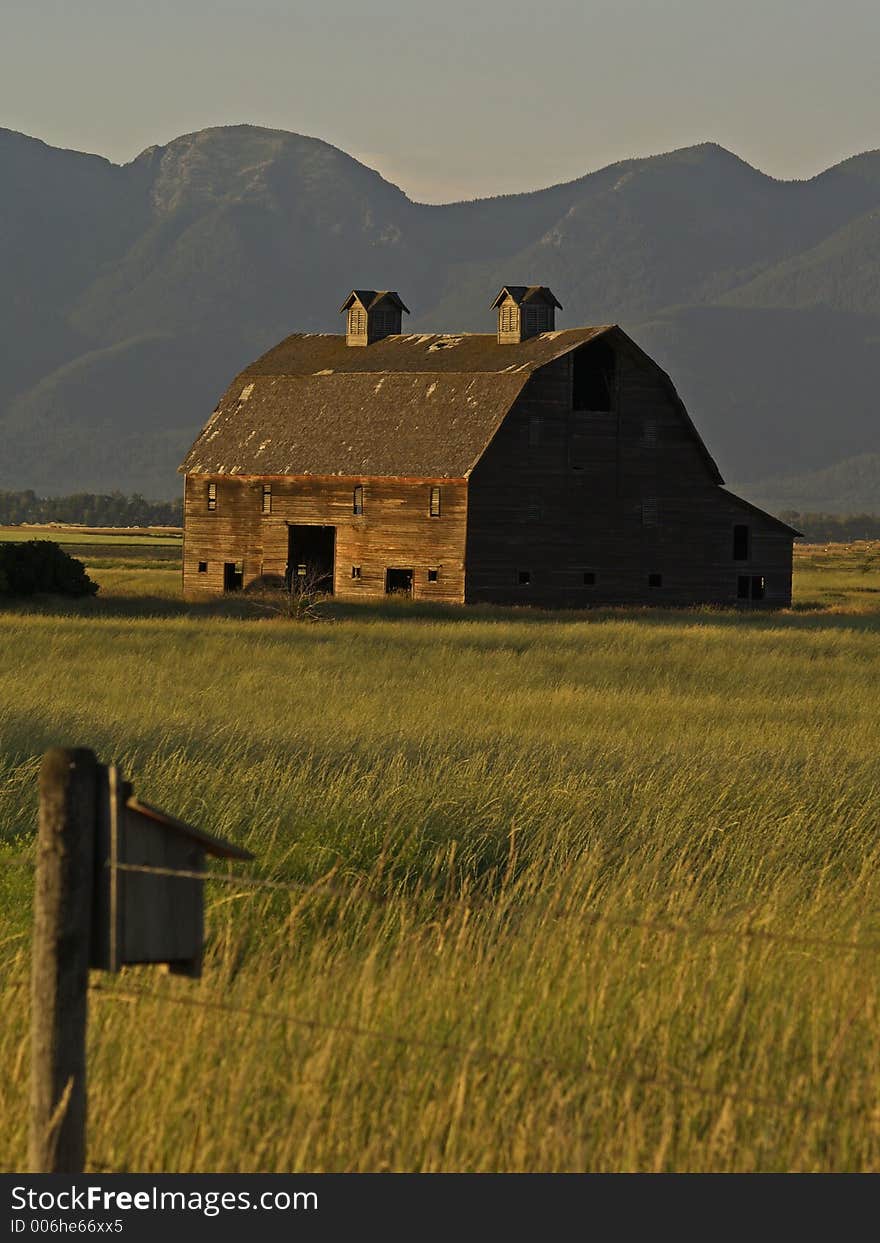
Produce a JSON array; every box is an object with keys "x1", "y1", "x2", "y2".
[
  {"x1": 583, "y1": 571, "x2": 596, "y2": 586},
  {"x1": 427, "y1": 568, "x2": 439, "y2": 583},
  {"x1": 518, "y1": 570, "x2": 531, "y2": 586},
  {"x1": 197, "y1": 561, "x2": 208, "y2": 574},
  {"x1": 351, "y1": 566, "x2": 362, "y2": 579},
  {"x1": 648, "y1": 573, "x2": 663, "y2": 588},
  {"x1": 207, "y1": 482, "x2": 217, "y2": 511}
]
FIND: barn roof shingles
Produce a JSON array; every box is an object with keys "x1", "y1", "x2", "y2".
[{"x1": 180, "y1": 327, "x2": 612, "y2": 479}]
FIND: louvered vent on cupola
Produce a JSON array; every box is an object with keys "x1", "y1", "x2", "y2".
[
  {"x1": 491, "y1": 286, "x2": 562, "y2": 343},
  {"x1": 340, "y1": 290, "x2": 410, "y2": 346}
]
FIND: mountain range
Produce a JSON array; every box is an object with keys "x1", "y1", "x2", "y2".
[{"x1": 2, "y1": 124, "x2": 879, "y2": 508}]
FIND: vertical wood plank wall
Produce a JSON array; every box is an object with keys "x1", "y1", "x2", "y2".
[
  {"x1": 183, "y1": 475, "x2": 468, "y2": 603},
  {"x1": 465, "y1": 342, "x2": 794, "y2": 607}
]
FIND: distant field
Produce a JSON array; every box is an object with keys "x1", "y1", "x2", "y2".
[
  {"x1": 1, "y1": 544, "x2": 879, "y2": 1173},
  {"x1": 0, "y1": 524, "x2": 182, "y2": 546}
]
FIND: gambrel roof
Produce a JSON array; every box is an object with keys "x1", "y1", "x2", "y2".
[{"x1": 179, "y1": 325, "x2": 722, "y2": 483}]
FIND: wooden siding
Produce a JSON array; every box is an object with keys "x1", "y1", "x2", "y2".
[
  {"x1": 183, "y1": 474, "x2": 467, "y2": 603},
  {"x1": 465, "y1": 340, "x2": 794, "y2": 608}
]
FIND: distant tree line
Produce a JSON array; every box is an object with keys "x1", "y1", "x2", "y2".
[
  {"x1": 781, "y1": 512, "x2": 880, "y2": 543},
  {"x1": 0, "y1": 490, "x2": 182, "y2": 528}
]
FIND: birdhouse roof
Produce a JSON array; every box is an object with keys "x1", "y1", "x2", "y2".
[{"x1": 126, "y1": 797, "x2": 254, "y2": 860}]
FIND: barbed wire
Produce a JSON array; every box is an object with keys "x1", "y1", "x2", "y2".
[
  {"x1": 6, "y1": 846, "x2": 880, "y2": 955},
  {"x1": 88, "y1": 981, "x2": 876, "y2": 1126},
  {"x1": 103, "y1": 860, "x2": 880, "y2": 957},
  {"x1": 110, "y1": 860, "x2": 365, "y2": 901}
]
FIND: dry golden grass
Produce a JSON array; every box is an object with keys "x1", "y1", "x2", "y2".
[{"x1": 1, "y1": 545, "x2": 879, "y2": 1172}]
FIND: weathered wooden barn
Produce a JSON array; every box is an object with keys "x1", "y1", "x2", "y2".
[{"x1": 180, "y1": 286, "x2": 798, "y2": 607}]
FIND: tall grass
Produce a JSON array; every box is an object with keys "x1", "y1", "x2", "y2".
[{"x1": 1, "y1": 547, "x2": 879, "y2": 1172}]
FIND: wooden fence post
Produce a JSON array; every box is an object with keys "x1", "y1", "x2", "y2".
[{"x1": 29, "y1": 747, "x2": 97, "y2": 1173}]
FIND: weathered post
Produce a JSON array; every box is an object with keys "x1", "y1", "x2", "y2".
[{"x1": 29, "y1": 748, "x2": 97, "y2": 1173}]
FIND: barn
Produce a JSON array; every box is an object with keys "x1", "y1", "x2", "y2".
[{"x1": 180, "y1": 286, "x2": 798, "y2": 607}]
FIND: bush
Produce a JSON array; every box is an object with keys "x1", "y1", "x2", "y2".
[{"x1": 0, "y1": 541, "x2": 98, "y2": 597}]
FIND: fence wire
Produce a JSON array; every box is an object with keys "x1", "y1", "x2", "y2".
[
  {"x1": 88, "y1": 980, "x2": 875, "y2": 1127},
  {"x1": 103, "y1": 860, "x2": 880, "y2": 957}
]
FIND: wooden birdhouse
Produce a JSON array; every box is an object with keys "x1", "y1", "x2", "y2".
[{"x1": 91, "y1": 765, "x2": 253, "y2": 977}]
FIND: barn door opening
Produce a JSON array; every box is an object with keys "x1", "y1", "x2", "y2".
[
  {"x1": 737, "y1": 574, "x2": 766, "y2": 602},
  {"x1": 385, "y1": 568, "x2": 414, "y2": 598},
  {"x1": 223, "y1": 561, "x2": 243, "y2": 592},
  {"x1": 287, "y1": 525, "x2": 336, "y2": 594}
]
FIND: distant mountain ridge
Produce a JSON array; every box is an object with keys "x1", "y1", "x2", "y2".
[{"x1": 2, "y1": 124, "x2": 879, "y2": 506}]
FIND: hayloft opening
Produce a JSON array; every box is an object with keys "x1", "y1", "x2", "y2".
[
  {"x1": 572, "y1": 340, "x2": 616, "y2": 411},
  {"x1": 733, "y1": 524, "x2": 750, "y2": 560}
]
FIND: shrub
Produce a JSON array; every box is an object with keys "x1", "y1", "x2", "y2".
[{"x1": 0, "y1": 540, "x2": 98, "y2": 597}]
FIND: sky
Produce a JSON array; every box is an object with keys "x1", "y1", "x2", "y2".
[{"x1": 2, "y1": 0, "x2": 879, "y2": 202}]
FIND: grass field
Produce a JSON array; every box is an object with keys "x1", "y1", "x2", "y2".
[
  {"x1": 1, "y1": 542, "x2": 879, "y2": 1172},
  {"x1": 0, "y1": 525, "x2": 182, "y2": 547}
]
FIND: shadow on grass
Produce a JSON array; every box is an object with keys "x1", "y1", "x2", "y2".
[{"x1": 3, "y1": 588, "x2": 880, "y2": 634}]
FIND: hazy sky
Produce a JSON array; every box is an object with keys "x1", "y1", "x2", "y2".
[{"x1": 3, "y1": 0, "x2": 878, "y2": 202}]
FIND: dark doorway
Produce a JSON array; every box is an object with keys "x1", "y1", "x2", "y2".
[
  {"x1": 287, "y1": 525, "x2": 336, "y2": 594},
  {"x1": 223, "y1": 561, "x2": 243, "y2": 592},
  {"x1": 385, "y1": 568, "x2": 414, "y2": 597},
  {"x1": 737, "y1": 574, "x2": 766, "y2": 602}
]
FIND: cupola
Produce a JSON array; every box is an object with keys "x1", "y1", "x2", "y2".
[
  {"x1": 340, "y1": 290, "x2": 410, "y2": 346},
  {"x1": 491, "y1": 286, "x2": 562, "y2": 343}
]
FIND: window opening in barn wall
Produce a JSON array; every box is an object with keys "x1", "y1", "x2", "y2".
[
  {"x1": 427, "y1": 568, "x2": 439, "y2": 583},
  {"x1": 582, "y1": 571, "x2": 596, "y2": 586},
  {"x1": 223, "y1": 562, "x2": 243, "y2": 592},
  {"x1": 353, "y1": 485, "x2": 364, "y2": 515},
  {"x1": 351, "y1": 566, "x2": 362, "y2": 579},
  {"x1": 648, "y1": 573, "x2": 663, "y2": 589},
  {"x1": 572, "y1": 340, "x2": 615, "y2": 411},
  {"x1": 197, "y1": 561, "x2": 207, "y2": 574},
  {"x1": 518, "y1": 570, "x2": 531, "y2": 586},
  {"x1": 733, "y1": 524, "x2": 750, "y2": 560},
  {"x1": 207, "y1": 483, "x2": 217, "y2": 511},
  {"x1": 262, "y1": 484, "x2": 272, "y2": 515},
  {"x1": 429, "y1": 486, "x2": 441, "y2": 518}
]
